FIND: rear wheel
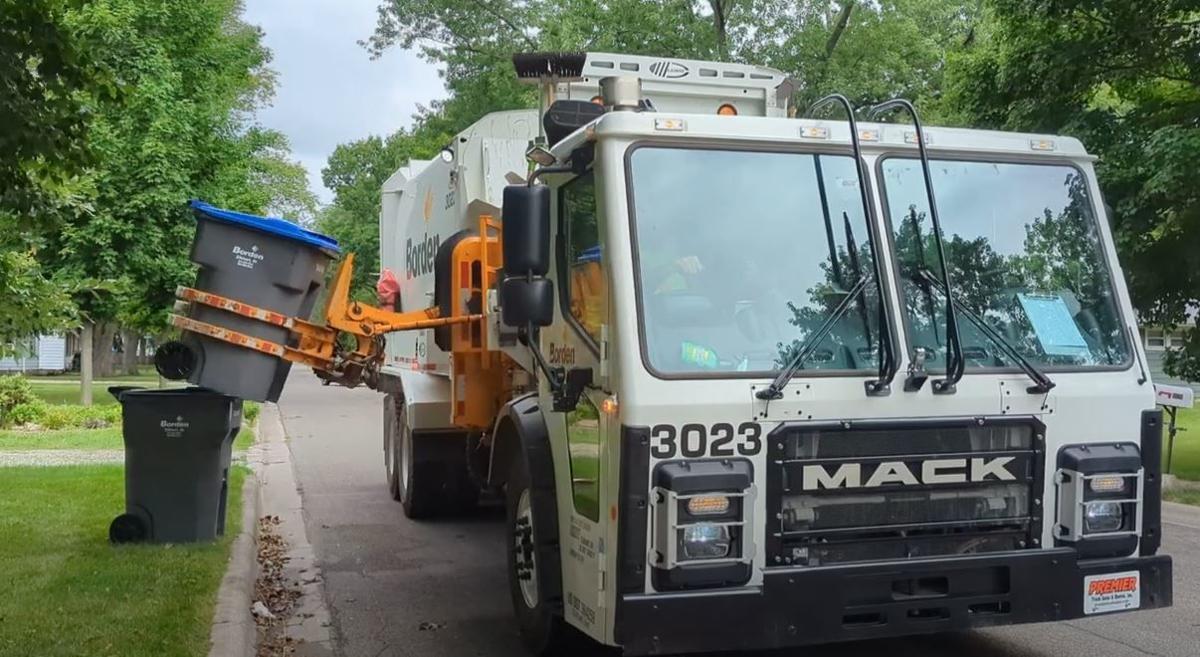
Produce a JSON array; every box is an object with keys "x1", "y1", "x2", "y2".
[
  {"x1": 397, "y1": 402, "x2": 479, "y2": 518},
  {"x1": 506, "y1": 453, "x2": 569, "y2": 655},
  {"x1": 384, "y1": 396, "x2": 401, "y2": 501}
]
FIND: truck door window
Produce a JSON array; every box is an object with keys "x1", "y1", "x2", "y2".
[
  {"x1": 560, "y1": 173, "x2": 607, "y2": 345},
  {"x1": 880, "y1": 158, "x2": 1129, "y2": 370},
  {"x1": 566, "y1": 398, "x2": 601, "y2": 521}
]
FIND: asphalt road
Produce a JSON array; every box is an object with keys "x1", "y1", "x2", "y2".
[{"x1": 278, "y1": 368, "x2": 1199, "y2": 657}]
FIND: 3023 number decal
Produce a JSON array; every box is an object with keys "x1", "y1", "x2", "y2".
[{"x1": 650, "y1": 422, "x2": 763, "y2": 459}]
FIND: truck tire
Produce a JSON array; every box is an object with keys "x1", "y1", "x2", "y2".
[
  {"x1": 396, "y1": 401, "x2": 479, "y2": 519},
  {"x1": 505, "y1": 452, "x2": 569, "y2": 655},
  {"x1": 384, "y1": 395, "x2": 402, "y2": 501}
]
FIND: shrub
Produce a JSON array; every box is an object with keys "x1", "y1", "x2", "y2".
[
  {"x1": 243, "y1": 401, "x2": 261, "y2": 424},
  {"x1": 8, "y1": 403, "x2": 117, "y2": 430},
  {"x1": 0, "y1": 375, "x2": 38, "y2": 426},
  {"x1": 7, "y1": 400, "x2": 49, "y2": 427}
]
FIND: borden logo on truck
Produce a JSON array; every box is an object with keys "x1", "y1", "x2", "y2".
[
  {"x1": 406, "y1": 233, "x2": 440, "y2": 279},
  {"x1": 801, "y1": 457, "x2": 1016, "y2": 490}
]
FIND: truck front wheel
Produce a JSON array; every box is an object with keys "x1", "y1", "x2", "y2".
[{"x1": 505, "y1": 453, "x2": 568, "y2": 655}]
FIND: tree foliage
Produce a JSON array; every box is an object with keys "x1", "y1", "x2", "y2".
[
  {"x1": 0, "y1": 0, "x2": 107, "y2": 218},
  {"x1": 3, "y1": 0, "x2": 313, "y2": 376},
  {"x1": 943, "y1": 0, "x2": 1200, "y2": 377}
]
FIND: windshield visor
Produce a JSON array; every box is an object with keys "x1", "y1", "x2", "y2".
[
  {"x1": 628, "y1": 146, "x2": 883, "y2": 376},
  {"x1": 880, "y1": 158, "x2": 1129, "y2": 370}
]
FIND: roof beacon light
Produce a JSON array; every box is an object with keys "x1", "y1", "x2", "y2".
[
  {"x1": 717, "y1": 103, "x2": 738, "y2": 116},
  {"x1": 1030, "y1": 138, "x2": 1056, "y2": 151}
]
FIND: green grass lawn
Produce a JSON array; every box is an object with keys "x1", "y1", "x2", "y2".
[
  {"x1": 0, "y1": 427, "x2": 123, "y2": 450},
  {"x1": 0, "y1": 418, "x2": 256, "y2": 452},
  {"x1": 1164, "y1": 488, "x2": 1200, "y2": 506},
  {"x1": 1163, "y1": 406, "x2": 1200, "y2": 480},
  {"x1": 0, "y1": 465, "x2": 246, "y2": 657},
  {"x1": 27, "y1": 380, "x2": 183, "y2": 406}
]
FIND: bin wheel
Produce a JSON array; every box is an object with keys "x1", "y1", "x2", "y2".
[
  {"x1": 398, "y1": 403, "x2": 478, "y2": 519},
  {"x1": 109, "y1": 513, "x2": 148, "y2": 544}
]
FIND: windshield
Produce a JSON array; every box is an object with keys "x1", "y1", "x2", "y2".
[
  {"x1": 881, "y1": 158, "x2": 1129, "y2": 370},
  {"x1": 628, "y1": 146, "x2": 883, "y2": 376}
]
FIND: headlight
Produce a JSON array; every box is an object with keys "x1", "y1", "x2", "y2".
[
  {"x1": 1084, "y1": 501, "x2": 1124, "y2": 534},
  {"x1": 681, "y1": 523, "x2": 731, "y2": 559}
]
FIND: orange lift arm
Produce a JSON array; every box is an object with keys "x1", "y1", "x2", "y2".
[{"x1": 168, "y1": 214, "x2": 509, "y2": 430}]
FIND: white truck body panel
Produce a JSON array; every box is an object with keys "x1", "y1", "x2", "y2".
[
  {"x1": 378, "y1": 111, "x2": 538, "y2": 420},
  {"x1": 556, "y1": 52, "x2": 794, "y2": 118}
]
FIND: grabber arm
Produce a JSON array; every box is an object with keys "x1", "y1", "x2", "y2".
[
  {"x1": 312, "y1": 253, "x2": 482, "y2": 387},
  {"x1": 169, "y1": 252, "x2": 481, "y2": 390}
]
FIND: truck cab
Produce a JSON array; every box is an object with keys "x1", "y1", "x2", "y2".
[{"x1": 377, "y1": 52, "x2": 1171, "y2": 655}]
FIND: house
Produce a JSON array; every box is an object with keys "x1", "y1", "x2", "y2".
[
  {"x1": 1140, "y1": 320, "x2": 1199, "y2": 392},
  {"x1": 0, "y1": 335, "x2": 68, "y2": 374}
]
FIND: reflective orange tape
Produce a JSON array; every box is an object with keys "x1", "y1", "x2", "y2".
[
  {"x1": 167, "y1": 314, "x2": 286, "y2": 358},
  {"x1": 176, "y1": 286, "x2": 294, "y2": 328}
]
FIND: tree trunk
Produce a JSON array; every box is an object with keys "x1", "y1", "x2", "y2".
[
  {"x1": 92, "y1": 321, "x2": 117, "y2": 379},
  {"x1": 80, "y1": 323, "x2": 93, "y2": 406},
  {"x1": 121, "y1": 328, "x2": 140, "y2": 375},
  {"x1": 825, "y1": 1, "x2": 856, "y2": 59},
  {"x1": 708, "y1": 0, "x2": 728, "y2": 57}
]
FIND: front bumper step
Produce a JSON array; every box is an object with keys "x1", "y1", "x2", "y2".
[{"x1": 614, "y1": 549, "x2": 1172, "y2": 655}]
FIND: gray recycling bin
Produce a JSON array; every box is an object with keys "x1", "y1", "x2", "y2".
[
  {"x1": 181, "y1": 200, "x2": 340, "y2": 402},
  {"x1": 108, "y1": 386, "x2": 242, "y2": 544}
]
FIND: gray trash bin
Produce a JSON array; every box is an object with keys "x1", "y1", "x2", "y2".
[
  {"x1": 108, "y1": 386, "x2": 242, "y2": 544},
  {"x1": 181, "y1": 200, "x2": 340, "y2": 402}
]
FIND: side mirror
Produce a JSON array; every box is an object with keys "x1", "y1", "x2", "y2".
[
  {"x1": 500, "y1": 277, "x2": 554, "y2": 328},
  {"x1": 502, "y1": 185, "x2": 551, "y2": 276},
  {"x1": 501, "y1": 184, "x2": 554, "y2": 328}
]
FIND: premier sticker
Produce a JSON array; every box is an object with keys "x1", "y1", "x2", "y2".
[{"x1": 1083, "y1": 571, "x2": 1140, "y2": 615}]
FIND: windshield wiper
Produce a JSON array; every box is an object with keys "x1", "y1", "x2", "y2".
[
  {"x1": 868, "y1": 98, "x2": 964, "y2": 394},
  {"x1": 911, "y1": 269, "x2": 1056, "y2": 394},
  {"x1": 756, "y1": 275, "x2": 871, "y2": 401},
  {"x1": 757, "y1": 92, "x2": 898, "y2": 399}
]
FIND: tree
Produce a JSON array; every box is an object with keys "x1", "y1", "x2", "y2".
[
  {"x1": 941, "y1": 0, "x2": 1200, "y2": 377},
  {"x1": 0, "y1": 0, "x2": 107, "y2": 218},
  {"x1": 0, "y1": 0, "x2": 107, "y2": 347},
  {"x1": 0, "y1": 251, "x2": 74, "y2": 357},
  {"x1": 35, "y1": 0, "x2": 299, "y2": 384}
]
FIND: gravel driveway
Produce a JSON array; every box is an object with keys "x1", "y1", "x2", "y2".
[{"x1": 0, "y1": 450, "x2": 124, "y2": 467}]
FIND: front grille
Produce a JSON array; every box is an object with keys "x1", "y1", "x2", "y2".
[{"x1": 766, "y1": 418, "x2": 1045, "y2": 567}]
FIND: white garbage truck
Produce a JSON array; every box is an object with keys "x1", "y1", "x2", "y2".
[{"x1": 364, "y1": 51, "x2": 1173, "y2": 654}]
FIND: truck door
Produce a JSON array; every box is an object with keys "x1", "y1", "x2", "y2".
[{"x1": 544, "y1": 170, "x2": 609, "y2": 639}]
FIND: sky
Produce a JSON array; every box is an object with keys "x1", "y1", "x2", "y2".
[{"x1": 241, "y1": 0, "x2": 445, "y2": 205}]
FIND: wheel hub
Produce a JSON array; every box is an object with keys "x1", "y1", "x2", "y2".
[{"x1": 514, "y1": 488, "x2": 539, "y2": 609}]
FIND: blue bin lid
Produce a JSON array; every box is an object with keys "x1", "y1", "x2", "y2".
[{"x1": 189, "y1": 200, "x2": 341, "y2": 254}]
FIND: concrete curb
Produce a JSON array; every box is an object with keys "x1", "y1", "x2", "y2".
[
  {"x1": 208, "y1": 468, "x2": 261, "y2": 657},
  {"x1": 1163, "y1": 474, "x2": 1200, "y2": 492},
  {"x1": 258, "y1": 403, "x2": 335, "y2": 656}
]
